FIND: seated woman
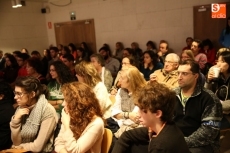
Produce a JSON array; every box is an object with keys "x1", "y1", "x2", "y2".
[
  {"x1": 10, "y1": 76, "x2": 58, "y2": 152},
  {"x1": 75, "y1": 61, "x2": 112, "y2": 119},
  {"x1": 90, "y1": 53, "x2": 113, "y2": 91},
  {"x1": 181, "y1": 49, "x2": 195, "y2": 62},
  {"x1": 0, "y1": 81, "x2": 15, "y2": 150},
  {"x1": 206, "y1": 51, "x2": 230, "y2": 129},
  {"x1": 26, "y1": 57, "x2": 47, "y2": 85},
  {"x1": 112, "y1": 66, "x2": 146, "y2": 138},
  {"x1": 55, "y1": 82, "x2": 104, "y2": 153},
  {"x1": 47, "y1": 61, "x2": 75, "y2": 116},
  {"x1": 140, "y1": 50, "x2": 163, "y2": 81}
]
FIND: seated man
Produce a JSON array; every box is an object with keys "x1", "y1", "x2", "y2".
[
  {"x1": 111, "y1": 82, "x2": 190, "y2": 153},
  {"x1": 174, "y1": 59, "x2": 222, "y2": 153},
  {"x1": 150, "y1": 53, "x2": 179, "y2": 89}
]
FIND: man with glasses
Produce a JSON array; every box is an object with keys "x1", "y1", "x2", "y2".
[
  {"x1": 150, "y1": 53, "x2": 179, "y2": 89},
  {"x1": 174, "y1": 59, "x2": 222, "y2": 153}
]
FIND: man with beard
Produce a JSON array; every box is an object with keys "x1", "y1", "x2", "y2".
[{"x1": 99, "y1": 46, "x2": 120, "y2": 79}]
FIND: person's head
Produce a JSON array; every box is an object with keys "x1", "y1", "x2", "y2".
[
  {"x1": 178, "y1": 60, "x2": 199, "y2": 90},
  {"x1": 99, "y1": 46, "x2": 111, "y2": 60},
  {"x1": 119, "y1": 66, "x2": 146, "y2": 94},
  {"x1": 181, "y1": 50, "x2": 194, "y2": 62},
  {"x1": 131, "y1": 42, "x2": 139, "y2": 50},
  {"x1": 50, "y1": 47, "x2": 59, "y2": 58},
  {"x1": 186, "y1": 37, "x2": 193, "y2": 47},
  {"x1": 0, "y1": 81, "x2": 14, "y2": 102},
  {"x1": 68, "y1": 43, "x2": 76, "y2": 52},
  {"x1": 217, "y1": 48, "x2": 230, "y2": 58},
  {"x1": 202, "y1": 39, "x2": 213, "y2": 50},
  {"x1": 164, "y1": 53, "x2": 180, "y2": 72},
  {"x1": 61, "y1": 82, "x2": 103, "y2": 140},
  {"x1": 116, "y1": 42, "x2": 124, "y2": 50},
  {"x1": 61, "y1": 46, "x2": 71, "y2": 56},
  {"x1": 121, "y1": 56, "x2": 136, "y2": 68},
  {"x1": 75, "y1": 61, "x2": 101, "y2": 87},
  {"x1": 0, "y1": 50, "x2": 3, "y2": 58},
  {"x1": 191, "y1": 39, "x2": 202, "y2": 56},
  {"x1": 90, "y1": 53, "x2": 105, "y2": 70},
  {"x1": 146, "y1": 41, "x2": 157, "y2": 50},
  {"x1": 159, "y1": 40, "x2": 169, "y2": 54},
  {"x1": 123, "y1": 48, "x2": 133, "y2": 58},
  {"x1": 43, "y1": 49, "x2": 51, "y2": 60},
  {"x1": 143, "y1": 50, "x2": 158, "y2": 66},
  {"x1": 5, "y1": 54, "x2": 18, "y2": 68},
  {"x1": 21, "y1": 48, "x2": 29, "y2": 54},
  {"x1": 136, "y1": 82, "x2": 176, "y2": 126},
  {"x1": 26, "y1": 57, "x2": 43, "y2": 76},
  {"x1": 16, "y1": 53, "x2": 30, "y2": 67},
  {"x1": 58, "y1": 44, "x2": 63, "y2": 51},
  {"x1": 62, "y1": 54, "x2": 75, "y2": 68},
  {"x1": 14, "y1": 76, "x2": 49, "y2": 107},
  {"x1": 76, "y1": 47, "x2": 85, "y2": 58},
  {"x1": 12, "y1": 50, "x2": 21, "y2": 58},
  {"x1": 31, "y1": 50, "x2": 41, "y2": 59},
  {"x1": 49, "y1": 61, "x2": 74, "y2": 84},
  {"x1": 217, "y1": 51, "x2": 230, "y2": 74}
]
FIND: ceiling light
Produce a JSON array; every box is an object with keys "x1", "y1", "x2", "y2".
[
  {"x1": 16, "y1": 0, "x2": 22, "y2": 7},
  {"x1": 11, "y1": 0, "x2": 17, "y2": 8}
]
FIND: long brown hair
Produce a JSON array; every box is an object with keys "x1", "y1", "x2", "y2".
[{"x1": 61, "y1": 82, "x2": 103, "y2": 140}]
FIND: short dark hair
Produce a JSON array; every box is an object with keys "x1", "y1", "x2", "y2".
[
  {"x1": 0, "y1": 81, "x2": 14, "y2": 102},
  {"x1": 90, "y1": 53, "x2": 105, "y2": 66},
  {"x1": 99, "y1": 46, "x2": 109, "y2": 52},
  {"x1": 63, "y1": 54, "x2": 74, "y2": 62},
  {"x1": 186, "y1": 37, "x2": 193, "y2": 41},
  {"x1": 50, "y1": 47, "x2": 59, "y2": 53},
  {"x1": 15, "y1": 76, "x2": 49, "y2": 100},
  {"x1": 159, "y1": 40, "x2": 169, "y2": 49},
  {"x1": 17, "y1": 53, "x2": 30, "y2": 61},
  {"x1": 180, "y1": 59, "x2": 200, "y2": 74},
  {"x1": 193, "y1": 39, "x2": 203, "y2": 49},
  {"x1": 136, "y1": 82, "x2": 176, "y2": 122},
  {"x1": 31, "y1": 50, "x2": 41, "y2": 56},
  {"x1": 12, "y1": 51, "x2": 21, "y2": 57},
  {"x1": 146, "y1": 41, "x2": 157, "y2": 50},
  {"x1": 27, "y1": 57, "x2": 43, "y2": 74}
]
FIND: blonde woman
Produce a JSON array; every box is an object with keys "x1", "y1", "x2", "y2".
[
  {"x1": 75, "y1": 61, "x2": 112, "y2": 119},
  {"x1": 55, "y1": 82, "x2": 104, "y2": 153},
  {"x1": 111, "y1": 66, "x2": 146, "y2": 138},
  {"x1": 181, "y1": 49, "x2": 195, "y2": 62}
]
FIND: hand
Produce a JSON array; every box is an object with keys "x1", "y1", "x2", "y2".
[
  {"x1": 129, "y1": 112, "x2": 140, "y2": 123},
  {"x1": 150, "y1": 74, "x2": 158, "y2": 82},
  {"x1": 207, "y1": 67, "x2": 215, "y2": 81},
  {"x1": 158, "y1": 51, "x2": 162, "y2": 57},
  {"x1": 61, "y1": 109, "x2": 70, "y2": 130},
  {"x1": 14, "y1": 108, "x2": 30, "y2": 120},
  {"x1": 110, "y1": 88, "x2": 118, "y2": 95}
]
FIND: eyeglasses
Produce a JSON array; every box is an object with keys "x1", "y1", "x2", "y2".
[
  {"x1": 177, "y1": 71, "x2": 194, "y2": 76},
  {"x1": 13, "y1": 91, "x2": 28, "y2": 98},
  {"x1": 165, "y1": 60, "x2": 177, "y2": 64}
]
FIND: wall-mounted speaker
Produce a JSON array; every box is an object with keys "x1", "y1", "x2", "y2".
[{"x1": 41, "y1": 8, "x2": 46, "y2": 14}]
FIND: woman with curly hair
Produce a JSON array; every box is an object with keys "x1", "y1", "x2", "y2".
[
  {"x1": 47, "y1": 61, "x2": 75, "y2": 116},
  {"x1": 54, "y1": 82, "x2": 104, "y2": 153},
  {"x1": 75, "y1": 61, "x2": 112, "y2": 119}
]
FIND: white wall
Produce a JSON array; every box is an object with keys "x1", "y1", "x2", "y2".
[
  {"x1": 0, "y1": 0, "x2": 48, "y2": 54},
  {"x1": 45, "y1": 0, "x2": 227, "y2": 54}
]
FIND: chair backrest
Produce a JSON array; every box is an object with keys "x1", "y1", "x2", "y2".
[{"x1": 101, "y1": 128, "x2": 113, "y2": 153}]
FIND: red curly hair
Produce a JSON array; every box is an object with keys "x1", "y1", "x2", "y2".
[{"x1": 61, "y1": 82, "x2": 104, "y2": 140}]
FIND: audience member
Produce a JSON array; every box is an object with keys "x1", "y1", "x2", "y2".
[
  {"x1": 76, "y1": 47, "x2": 87, "y2": 64},
  {"x1": 111, "y1": 66, "x2": 146, "y2": 138},
  {"x1": 12, "y1": 51, "x2": 21, "y2": 58},
  {"x1": 42, "y1": 49, "x2": 51, "y2": 77},
  {"x1": 191, "y1": 39, "x2": 207, "y2": 70},
  {"x1": 182, "y1": 37, "x2": 193, "y2": 51},
  {"x1": 114, "y1": 42, "x2": 124, "y2": 60},
  {"x1": 75, "y1": 61, "x2": 112, "y2": 119},
  {"x1": 59, "y1": 46, "x2": 71, "y2": 61},
  {"x1": 122, "y1": 48, "x2": 133, "y2": 58},
  {"x1": 131, "y1": 42, "x2": 142, "y2": 62},
  {"x1": 146, "y1": 40, "x2": 157, "y2": 53},
  {"x1": 174, "y1": 59, "x2": 222, "y2": 153},
  {"x1": 0, "y1": 50, "x2": 5, "y2": 71},
  {"x1": 111, "y1": 82, "x2": 190, "y2": 153},
  {"x1": 55, "y1": 82, "x2": 104, "y2": 153},
  {"x1": 47, "y1": 61, "x2": 75, "y2": 116},
  {"x1": 181, "y1": 50, "x2": 195, "y2": 62},
  {"x1": 26, "y1": 57, "x2": 47, "y2": 85},
  {"x1": 68, "y1": 43, "x2": 77, "y2": 61},
  {"x1": 57, "y1": 44, "x2": 63, "y2": 56},
  {"x1": 81, "y1": 42, "x2": 93, "y2": 61},
  {"x1": 62, "y1": 54, "x2": 77, "y2": 80},
  {"x1": 16, "y1": 53, "x2": 30, "y2": 77},
  {"x1": 21, "y1": 48, "x2": 29, "y2": 54},
  {"x1": 158, "y1": 40, "x2": 173, "y2": 64},
  {"x1": 206, "y1": 51, "x2": 230, "y2": 129},
  {"x1": 219, "y1": 16, "x2": 230, "y2": 48},
  {"x1": 202, "y1": 39, "x2": 216, "y2": 65},
  {"x1": 140, "y1": 50, "x2": 163, "y2": 81},
  {"x1": 0, "y1": 81, "x2": 15, "y2": 150},
  {"x1": 90, "y1": 53, "x2": 113, "y2": 91},
  {"x1": 99, "y1": 46, "x2": 120, "y2": 79},
  {"x1": 10, "y1": 76, "x2": 58, "y2": 152},
  {"x1": 150, "y1": 53, "x2": 179, "y2": 89},
  {"x1": 30, "y1": 50, "x2": 41, "y2": 60}
]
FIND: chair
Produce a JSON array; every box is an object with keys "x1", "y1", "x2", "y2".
[{"x1": 101, "y1": 128, "x2": 113, "y2": 153}]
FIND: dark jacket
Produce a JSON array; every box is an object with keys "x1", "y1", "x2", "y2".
[
  {"x1": 174, "y1": 83, "x2": 222, "y2": 153},
  {"x1": 0, "y1": 57, "x2": 5, "y2": 71},
  {"x1": 112, "y1": 123, "x2": 190, "y2": 153},
  {"x1": 0, "y1": 99, "x2": 15, "y2": 150}
]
